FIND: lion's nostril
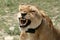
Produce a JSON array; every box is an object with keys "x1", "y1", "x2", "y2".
[{"x1": 21, "y1": 13, "x2": 27, "y2": 17}]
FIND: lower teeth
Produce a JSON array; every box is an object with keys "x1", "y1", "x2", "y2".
[{"x1": 20, "y1": 20, "x2": 28, "y2": 25}]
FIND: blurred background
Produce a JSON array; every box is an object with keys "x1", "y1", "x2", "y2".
[{"x1": 0, "y1": 0, "x2": 60, "y2": 40}]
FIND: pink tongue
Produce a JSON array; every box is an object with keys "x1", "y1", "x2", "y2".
[{"x1": 21, "y1": 20, "x2": 26, "y2": 24}]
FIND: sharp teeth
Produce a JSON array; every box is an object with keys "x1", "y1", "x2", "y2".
[
  {"x1": 20, "y1": 19, "x2": 28, "y2": 26},
  {"x1": 21, "y1": 19, "x2": 25, "y2": 20},
  {"x1": 20, "y1": 23, "x2": 26, "y2": 26},
  {"x1": 23, "y1": 19, "x2": 25, "y2": 20}
]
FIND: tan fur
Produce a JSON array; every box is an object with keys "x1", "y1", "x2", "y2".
[{"x1": 18, "y1": 5, "x2": 60, "y2": 40}]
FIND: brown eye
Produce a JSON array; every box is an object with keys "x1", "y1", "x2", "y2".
[
  {"x1": 31, "y1": 10, "x2": 35, "y2": 12},
  {"x1": 30, "y1": 10, "x2": 36, "y2": 15},
  {"x1": 30, "y1": 10, "x2": 35, "y2": 12}
]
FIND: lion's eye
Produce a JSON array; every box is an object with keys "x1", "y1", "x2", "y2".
[
  {"x1": 30, "y1": 10, "x2": 35, "y2": 12},
  {"x1": 30, "y1": 10, "x2": 35, "y2": 14}
]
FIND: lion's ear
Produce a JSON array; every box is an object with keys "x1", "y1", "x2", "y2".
[
  {"x1": 30, "y1": 6, "x2": 36, "y2": 10},
  {"x1": 19, "y1": 4, "x2": 24, "y2": 11},
  {"x1": 19, "y1": 4, "x2": 25, "y2": 11},
  {"x1": 19, "y1": 5, "x2": 22, "y2": 11},
  {"x1": 30, "y1": 6, "x2": 39, "y2": 13}
]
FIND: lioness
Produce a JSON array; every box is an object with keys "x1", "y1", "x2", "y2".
[{"x1": 17, "y1": 5, "x2": 60, "y2": 40}]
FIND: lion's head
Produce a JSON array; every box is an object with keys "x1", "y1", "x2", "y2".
[{"x1": 17, "y1": 5, "x2": 42, "y2": 31}]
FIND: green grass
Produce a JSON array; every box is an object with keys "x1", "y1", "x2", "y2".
[
  {"x1": 0, "y1": 0, "x2": 60, "y2": 35},
  {"x1": 0, "y1": 0, "x2": 60, "y2": 40}
]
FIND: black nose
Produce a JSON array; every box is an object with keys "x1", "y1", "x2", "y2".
[{"x1": 21, "y1": 13, "x2": 27, "y2": 17}]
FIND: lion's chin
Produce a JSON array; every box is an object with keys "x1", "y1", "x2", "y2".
[{"x1": 19, "y1": 19, "x2": 31, "y2": 28}]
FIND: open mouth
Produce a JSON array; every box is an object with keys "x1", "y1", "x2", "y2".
[
  {"x1": 20, "y1": 19, "x2": 28, "y2": 26},
  {"x1": 19, "y1": 18, "x2": 31, "y2": 28}
]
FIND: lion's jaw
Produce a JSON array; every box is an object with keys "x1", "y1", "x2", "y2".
[{"x1": 19, "y1": 18, "x2": 42, "y2": 32}]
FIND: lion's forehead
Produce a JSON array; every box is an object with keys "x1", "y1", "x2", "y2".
[
  {"x1": 19, "y1": 5, "x2": 38, "y2": 12},
  {"x1": 19, "y1": 5, "x2": 30, "y2": 12}
]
